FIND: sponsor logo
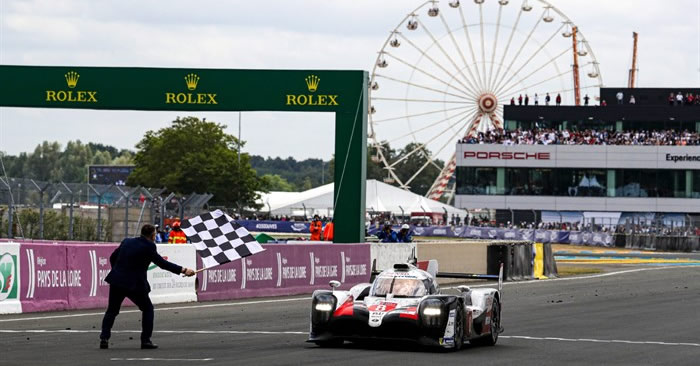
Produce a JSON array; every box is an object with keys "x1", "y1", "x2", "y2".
[
  {"x1": 453, "y1": 227, "x2": 464, "y2": 236},
  {"x1": 0, "y1": 253, "x2": 18, "y2": 301},
  {"x1": 463, "y1": 151, "x2": 550, "y2": 160},
  {"x1": 45, "y1": 71, "x2": 98, "y2": 103},
  {"x1": 165, "y1": 73, "x2": 218, "y2": 105},
  {"x1": 255, "y1": 223, "x2": 278, "y2": 230},
  {"x1": 148, "y1": 256, "x2": 168, "y2": 271},
  {"x1": 285, "y1": 74, "x2": 339, "y2": 106},
  {"x1": 413, "y1": 228, "x2": 425, "y2": 235},
  {"x1": 291, "y1": 223, "x2": 307, "y2": 232},
  {"x1": 666, "y1": 153, "x2": 700, "y2": 163},
  {"x1": 433, "y1": 228, "x2": 447, "y2": 235}
]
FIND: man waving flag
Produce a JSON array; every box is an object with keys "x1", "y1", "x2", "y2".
[{"x1": 181, "y1": 209, "x2": 264, "y2": 269}]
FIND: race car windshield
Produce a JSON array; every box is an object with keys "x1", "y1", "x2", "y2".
[{"x1": 370, "y1": 277, "x2": 428, "y2": 297}]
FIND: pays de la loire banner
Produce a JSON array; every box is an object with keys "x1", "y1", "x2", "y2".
[
  {"x1": 197, "y1": 244, "x2": 370, "y2": 301},
  {"x1": 17, "y1": 243, "x2": 195, "y2": 313}
]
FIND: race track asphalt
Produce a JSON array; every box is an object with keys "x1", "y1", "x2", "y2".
[{"x1": 1, "y1": 265, "x2": 699, "y2": 366}]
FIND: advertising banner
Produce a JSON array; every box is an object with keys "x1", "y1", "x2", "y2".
[
  {"x1": 237, "y1": 220, "x2": 310, "y2": 234},
  {"x1": 149, "y1": 244, "x2": 197, "y2": 304},
  {"x1": 197, "y1": 244, "x2": 370, "y2": 302},
  {"x1": 65, "y1": 244, "x2": 117, "y2": 310},
  {"x1": 20, "y1": 243, "x2": 71, "y2": 312},
  {"x1": 0, "y1": 242, "x2": 21, "y2": 314}
]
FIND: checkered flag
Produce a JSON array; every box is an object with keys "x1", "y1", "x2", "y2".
[{"x1": 181, "y1": 209, "x2": 264, "y2": 269}]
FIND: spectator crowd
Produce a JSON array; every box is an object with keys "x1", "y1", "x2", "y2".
[{"x1": 460, "y1": 128, "x2": 700, "y2": 146}]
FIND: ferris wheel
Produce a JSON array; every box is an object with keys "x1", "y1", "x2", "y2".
[{"x1": 368, "y1": 0, "x2": 603, "y2": 201}]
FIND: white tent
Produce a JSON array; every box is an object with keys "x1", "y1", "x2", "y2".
[{"x1": 257, "y1": 179, "x2": 467, "y2": 218}]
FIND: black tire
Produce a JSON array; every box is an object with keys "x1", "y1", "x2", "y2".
[
  {"x1": 452, "y1": 307, "x2": 464, "y2": 351},
  {"x1": 315, "y1": 339, "x2": 344, "y2": 348},
  {"x1": 471, "y1": 298, "x2": 500, "y2": 347}
]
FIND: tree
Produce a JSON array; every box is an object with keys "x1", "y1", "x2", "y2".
[
  {"x1": 128, "y1": 116, "x2": 263, "y2": 208},
  {"x1": 260, "y1": 174, "x2": 295, "y2": 192},
  {"x1": 25, "y1": 141, "x2": 62, "y2": 181},
  {"x1": 57, "y1": 140, "x2": 93, "y2": 182},
  {"x1": 393, "y1": 142, "x2": 444, "y2": 196}
]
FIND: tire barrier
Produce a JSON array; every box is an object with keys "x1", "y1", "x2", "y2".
[
  {"x1": 486, "y1": 242, "x2": 557, "y2": 281},
  {"x1": 624, "y1": 234, "x2": 700, "y2": 252}
]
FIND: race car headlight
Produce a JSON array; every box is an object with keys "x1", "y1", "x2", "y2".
[
  {"x1": 419, "y1": 299, "x2": 445, "y2": 328},
  {"x1": 311, "y1": 293, "x2": 337, "y2": 325},
  {"x1": 315, "y1": 303, "x2": 334, "y2": 312}
]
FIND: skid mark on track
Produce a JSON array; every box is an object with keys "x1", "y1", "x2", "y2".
[{"x1": 502, "y1": 335, "x2": 700, "y2": 347}]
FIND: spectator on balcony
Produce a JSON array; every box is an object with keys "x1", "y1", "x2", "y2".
[
  {"x1": 534, "y1": 93, "x2": 539, "y2": 105},
  {"x1": 545, "y1": 92, "x2": 551, "y2": 106},
  {"x1": 584, "y1": 94, "x2": 590, "y2": 106},
  {"x1": 601, "y1": 99, "x2": 607, "y2": 107},
  {"x1": 510, "y1": 97, "x2": 515, "y2": 105},
  {"x1": 556, "y1": 93, "x2": 562, "y2": 106},
  {"x1": 518, "y1": 94, "x2": 523, "y2": 105},
  {"x1": 676, "y1": 92, "x2": 684, "y2": 106},
  {"x1": 629, "y1": 95, "x2": 636, "y2": 105},
  {"x1": 616, "y1": 91, "x2": 624, "y2": 104},
  {"x1": 524, "y1": 94, "x2": 530, "y2": 106},
  {"x1": 668, "y1": 92, "x2": 675, "y2": 106}
]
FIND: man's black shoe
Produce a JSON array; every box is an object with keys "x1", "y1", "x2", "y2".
[
  {"x1": 141, "y1": 341, "x2": 158, "y2": 349},
  {"x1": 100, "y1": 340, "x2": 109, "y2": 349}
]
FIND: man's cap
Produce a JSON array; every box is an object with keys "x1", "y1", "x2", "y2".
[
  {"x1": 401, "y1": 224, "x2": 410, "y2": 230},
  {"x1": 172, "y1": 221, "x2": 181, "y2": 228}
]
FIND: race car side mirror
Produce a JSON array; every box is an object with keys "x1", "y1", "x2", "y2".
[
  {"x1": 457, "y1": 285, "x2": 471, "y2": 293},
  {"x1": 329, "y1": 280, "x2": 341, "y2": 291}
]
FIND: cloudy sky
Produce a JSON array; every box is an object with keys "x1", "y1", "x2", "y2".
[{"x1": 1, "y1": 0, "x2": 699, "y2": 161}]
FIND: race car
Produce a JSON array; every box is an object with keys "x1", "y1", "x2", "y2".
[{"x1": 308, "y1": 261, "x2": 503, "y2": 350}]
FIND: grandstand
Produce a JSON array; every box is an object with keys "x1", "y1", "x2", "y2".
[{"x1": 454, "y1": 87, "x2": 700, "y2": 228}]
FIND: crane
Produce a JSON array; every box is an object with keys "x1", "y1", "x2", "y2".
[{"x1": 628, "y1": 32, "x2": 639, "y2": 88}]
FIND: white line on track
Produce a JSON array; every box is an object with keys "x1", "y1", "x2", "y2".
[
  {"x1": 0, "y1": 329, "x2": 307, "y2": 335},
  {"x1": 2, "y1": 329, "x2": 698, "y2": 348},
  {"x1": 0, "y1": 297, "x2": 308, "y2": 323},
  {"x1": 447, "y1": 265, "x2": 695, "y2": 290},
  {"x1": 501, "y1": 335, "x2": 700, "y2": 347},
  {"x1": 110, "y1": 358, "x2": 213, "y2": 362},
  {"x1": 1, "y1": 265, "x2": 695, "y2": 323}
]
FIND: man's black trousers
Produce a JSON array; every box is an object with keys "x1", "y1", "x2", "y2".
[{"x1": 100, "y1": 284, "x2": 154, "y2": 342}]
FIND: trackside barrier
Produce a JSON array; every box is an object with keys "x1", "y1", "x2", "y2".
[
  {"x1": 370, "y1": 243, "x2": 416, "y2": 271},
  {"x1": 196, "y1": 244, "x2": 370, "y2": 302},
  {"x1": 0, "y1": 242, "x2": 21, "y2": 314},
  {"x1": 1, "y1": 241, "x2": 197, "y2": 314},
  {"x1": 486, "y1": 242, "x2": 557, "y2": 281},
  {"x1": 624, "y1": 234, "x2": 700, "y2": 252}
]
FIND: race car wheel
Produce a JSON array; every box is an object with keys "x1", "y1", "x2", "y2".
[
  {"x1": 452, "y1": 308, "x2": 464, "y2": 351},
  {"x1": 472, "y1": 298, "x2": 500, "y2": 347},
  {"x1": 315, "y1": 339, "x2": 344, "y2": 348}
]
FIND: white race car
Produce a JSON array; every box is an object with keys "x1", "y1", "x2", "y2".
[{"x1": 308, "y1": 261, "x2": 503, "y2": 350}]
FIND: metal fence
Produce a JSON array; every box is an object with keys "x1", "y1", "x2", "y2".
[{"x1": 0, "y1": 177, "x2": 214, "y2": 242}]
